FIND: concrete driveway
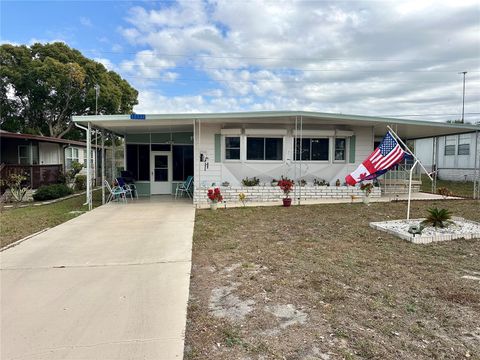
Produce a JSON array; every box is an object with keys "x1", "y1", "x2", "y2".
[{"x1": 1, "y1": 197, "x2": 195, "y2": 360}]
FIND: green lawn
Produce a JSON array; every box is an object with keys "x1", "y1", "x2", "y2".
[
  {"x1": 420, "y1": 175, "x2": 476, "y2": 198},
  {"x1": 0, "y1": 190, "x2": 103, "y2": 248}
]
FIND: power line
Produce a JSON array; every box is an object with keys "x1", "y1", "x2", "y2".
[
  {"x1": 121, "y1": 74, "x2": 480, "y2": 84},
  {"x1": 382, "y1": 112, "x2": 480, "y2": 117},
  {"x1": 85, "y1": 48, "x2": 480, "y2": 63},
  {"x1": 113, "y1": 62, "x2": 480, "y2": 74}
]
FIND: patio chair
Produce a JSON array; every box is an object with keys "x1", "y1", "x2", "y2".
[
  {"x1": 104, "y1": 179, "x2": 127, "y2": 203},
  {"x1": 116, "y1": 177, "x2": 138, "y2": 199},
  {"x1": 175, "y1": 176, "x2": 193, "y2": 199}
]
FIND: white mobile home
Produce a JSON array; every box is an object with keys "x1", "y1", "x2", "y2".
[
  {"x1": 414, "y1": 132, "x2": 480, "y2": 181},
  {"x1": 72, "y1": 111, "x2": 480, "y2": 205}
]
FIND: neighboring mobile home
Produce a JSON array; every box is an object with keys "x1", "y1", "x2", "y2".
[
  {"x1": 414, "y1": 131, "x2": 480, "y2": 181},
  {"x1": 72, "y1": 111, "x2": 480, "y2": 205},
  {"x1": 0, "y1": 130, "x2": 100, "y2": 188}
]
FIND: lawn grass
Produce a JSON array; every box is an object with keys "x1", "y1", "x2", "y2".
[
  {"x1": 421, "y1": 175, "x2": 476, "y2": 198},
  {"x1": 0, "y1": 190, "x2": 102, "y2": 248},
  {"x1": 185, "y1": 199, "x2": 480, "y2": 359}
]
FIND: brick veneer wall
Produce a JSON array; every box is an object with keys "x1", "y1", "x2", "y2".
[{"x1": 194, "y1": 185, "x2": 381, "y2": 205}]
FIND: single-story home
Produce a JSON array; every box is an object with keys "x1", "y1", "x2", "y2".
[
  {"x1": 72, "y1": 111, "x2": 480, "y2": 205},
  {"x1": 0, "y1": 130, "x2": 101, "y2": 189},
  {"x1": 414, "y1": 131, "x2": 480, "y2": 182}
]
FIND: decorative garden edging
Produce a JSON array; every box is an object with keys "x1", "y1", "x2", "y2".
[
  {"x1": 370, "y1": 218, "x2": 480, "y2": 244},
  {"x1": 194, "y1": 185, "x2": 381, "y2": 205}
]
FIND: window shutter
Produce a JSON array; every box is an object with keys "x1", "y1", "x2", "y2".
[
  {"x1": 214, "y1": 134, "x2": 221, "y2": 162},
  {"x1": 349, "y1": 136, "x2": 356, "y2": 163}
]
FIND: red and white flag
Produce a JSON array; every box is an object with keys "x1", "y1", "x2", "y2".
[{"x1": 345, "y1": 131, "x2": 407, "y2": 186}]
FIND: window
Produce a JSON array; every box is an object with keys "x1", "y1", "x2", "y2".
[
  {"x1": 334, "y1": 138, "x2": 346, "y2": 161},
  {"x1": 173, "y1": 145, "x2": 193, "y2": 181},
  {"x1": 458, "y1": 134, "x2": 470, "y2": 155},
  {"x1": 225, "y1": 136, "x2": 240, "y2": 160},
  {"x1": 125, "y1": 144, "x2": 150, "y2": 181},
  {"x1": 247, "y1": 137, "x2": 283, "y2": 160},
  {"x1": 294, "y1": 138, "x2": 329, "y2": 161},
  {"x1": 65, "y1": 147, "x2": 79, "y2": 170},
  {"x1": 18, "y1": 145, "x2": 30, "y2": 165},
  {"x1": 444, "y1": 136, "x2": 456, "y2": 156}
]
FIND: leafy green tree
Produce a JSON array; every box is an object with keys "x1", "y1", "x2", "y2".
[{"x1": 0, "y1": 42, "x2": 138, "y2": 138}]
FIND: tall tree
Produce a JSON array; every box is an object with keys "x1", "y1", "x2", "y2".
[{"x1": 0, "y1": 42, "x2": 138, "y2": 138}]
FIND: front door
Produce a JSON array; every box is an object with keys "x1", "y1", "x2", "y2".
[{"x1": 150, "y1": 151, "x2": 172, "y2": 194}]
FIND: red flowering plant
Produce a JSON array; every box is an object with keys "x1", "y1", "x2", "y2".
[
  {"x1": 207, "y1": 187, "x2": 223, "y2": 203},
  {"x1": 278, "y1": 177, "x2": 294, "y2": 198}
]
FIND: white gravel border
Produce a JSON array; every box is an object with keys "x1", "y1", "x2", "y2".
[{"x1": 370, "y1": 217, "x2": 480, "y2": 244}]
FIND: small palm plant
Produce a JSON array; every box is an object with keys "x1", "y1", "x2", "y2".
[{"x1": 421, "y1": 207, "x2": 452, "y2": 228}]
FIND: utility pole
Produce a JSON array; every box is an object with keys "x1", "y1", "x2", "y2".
[
  {"x1": 94, "y1": 84, "x2": 100, "y2": 115},
  {"x1": 459, "y1": 71, "x2": 467, "y2": 123}
]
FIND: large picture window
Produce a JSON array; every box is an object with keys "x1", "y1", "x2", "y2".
[
  {"x1": 444, "y1": 136, "x2": 456, "y2": 156},
  {"x1": 247, "y1": 137, "x2": 283, "y2": 160},
  {"x1": 225, "y1": 136, "x2": 240, "y2": 160},
  {"x1": 458, "y1": 134, "x2": 470, "y2": 155},
  {"x1": 334, "y1": 138, "x2": 346, "y2": 161},
  {"x1": 295, "y1": 138, "x2": 329, "y2": 161}
]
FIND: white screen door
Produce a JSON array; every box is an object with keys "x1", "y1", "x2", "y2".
[{"x1": 150, "y1": 151, "x2": 172, "y2": 194}]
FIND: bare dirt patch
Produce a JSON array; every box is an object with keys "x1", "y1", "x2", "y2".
[{"x1": 185, "y1": 200, "x2": 480, "y2": 359}]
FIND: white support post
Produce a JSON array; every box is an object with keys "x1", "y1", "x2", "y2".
[
  {"x1": 101, "y1": 129, "x2": 105, "y2": 205},
  {"x1": 407, "y1": 160, "x2": 419, "y2": 220},
  {"x1": 86, "y1": 122, "x2": 92, "y2": 211},
  {"x1": 299, "y1": 115, "x2": 303, "y2": 205},
  {"x1": 111, "y1": 133, "x2": 116, "y2": 181},
  {"x1": 473, "y1": 130, "x2": 478, "y2": 199}
]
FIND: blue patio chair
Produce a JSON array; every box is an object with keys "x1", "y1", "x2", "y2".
[
  {"x1": 175, "y1": 176, "x2": 193, "y2": 199},
  {"x1": 116, "y1": 177, "x2": 138, "y2": 199},
  {"x1": 104, "y1": 179, "x2": 127, "y2": 203}
]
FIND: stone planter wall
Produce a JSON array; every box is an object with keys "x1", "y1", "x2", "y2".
[{"x1": 194, "y1": 185, "x2": 381, "y2": 205}]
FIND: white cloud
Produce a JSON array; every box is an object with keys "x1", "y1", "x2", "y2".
[
  {"x1": 116, "y1": 0, "x2": 479, "y2": 122},
  {"x1": 94, "y1": 57, "x2": 116, "y2": 71},
  {"x1": 80, "y1": 16, "x2": 93, "y2": 27}
]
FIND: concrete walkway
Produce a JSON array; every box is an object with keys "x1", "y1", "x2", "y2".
[{"x1": 1, "y1": 196, "x2": 195, "y2": 360}]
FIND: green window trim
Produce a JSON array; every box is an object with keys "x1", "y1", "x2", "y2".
[
  {"x1": 349, "y1": 136, "x2": 356, "y2": 163},
  {"x1": 214, "y1": 134, "x2": 221, "y2": 162}
]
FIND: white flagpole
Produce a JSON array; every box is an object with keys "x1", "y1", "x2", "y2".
[
  {"x1": 407, "y1": 160, "x2": 419, "y2": 220},
  {"x1": 386, "y1": 126, "x2": 434, "y2": 221},
  {"x1": 386, "y1": 125, "x2": 432, "y2": 181}
]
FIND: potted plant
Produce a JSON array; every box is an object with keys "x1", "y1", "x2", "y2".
[
  {"x1": 278, "y1": 177, "x2": 294, "y2": 207},
  {"x1": 207, "y1": 187, "x2": 223, "y2": 210},
  {"x1": 360, "y1": 182, "x2": 374, "y2": 205}
]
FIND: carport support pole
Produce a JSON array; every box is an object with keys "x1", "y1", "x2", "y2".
[
  {"x1": 101, "y1": 129, "x2": 105, "y2": 204},
  {"x1": 111, "y1": 132, "x2": 116, "y2": 181},
  {"x1": 87, "y1": 122, "x2": 92, "y2": 211},
  {"x1": 474, "y1": 130, "x2": 478, "y2": 199},
  {"x1": 407, "y1": 160, "x2": 419, "y2": 221}
]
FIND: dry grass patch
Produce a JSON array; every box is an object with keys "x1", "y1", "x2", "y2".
[{"x1": 185, "y1": 200, "x2": 480, "y2": 360}]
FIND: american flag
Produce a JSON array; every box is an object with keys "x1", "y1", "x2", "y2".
[{"x1": 345, "y1": 131, "x2": 407, "y2": 186}]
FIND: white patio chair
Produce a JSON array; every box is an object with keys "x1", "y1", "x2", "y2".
[
  {"x1": 104, "y1": 179, "x2": 127, "y2": 203},
  {"x1": 175, "y1": 176, "x2": 193, "y2": 199}
]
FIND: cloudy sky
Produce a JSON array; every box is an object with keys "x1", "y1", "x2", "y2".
[{"x1": 2, "y1": 0, "x2": 480, "y2": 123}]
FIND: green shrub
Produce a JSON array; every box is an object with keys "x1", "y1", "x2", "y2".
[
  {"x1": 242, "y1": 177, "x2": 260, "y2": 186},
  {"x1": 33, "y1": 184, "x2": 74, "y2": 201},
  {"x1": 74, "y1": 175, "x2": 87, "y2": 191},
  {"x1": 421, "y1": 207, "x2": 452, "y2": 228}
]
